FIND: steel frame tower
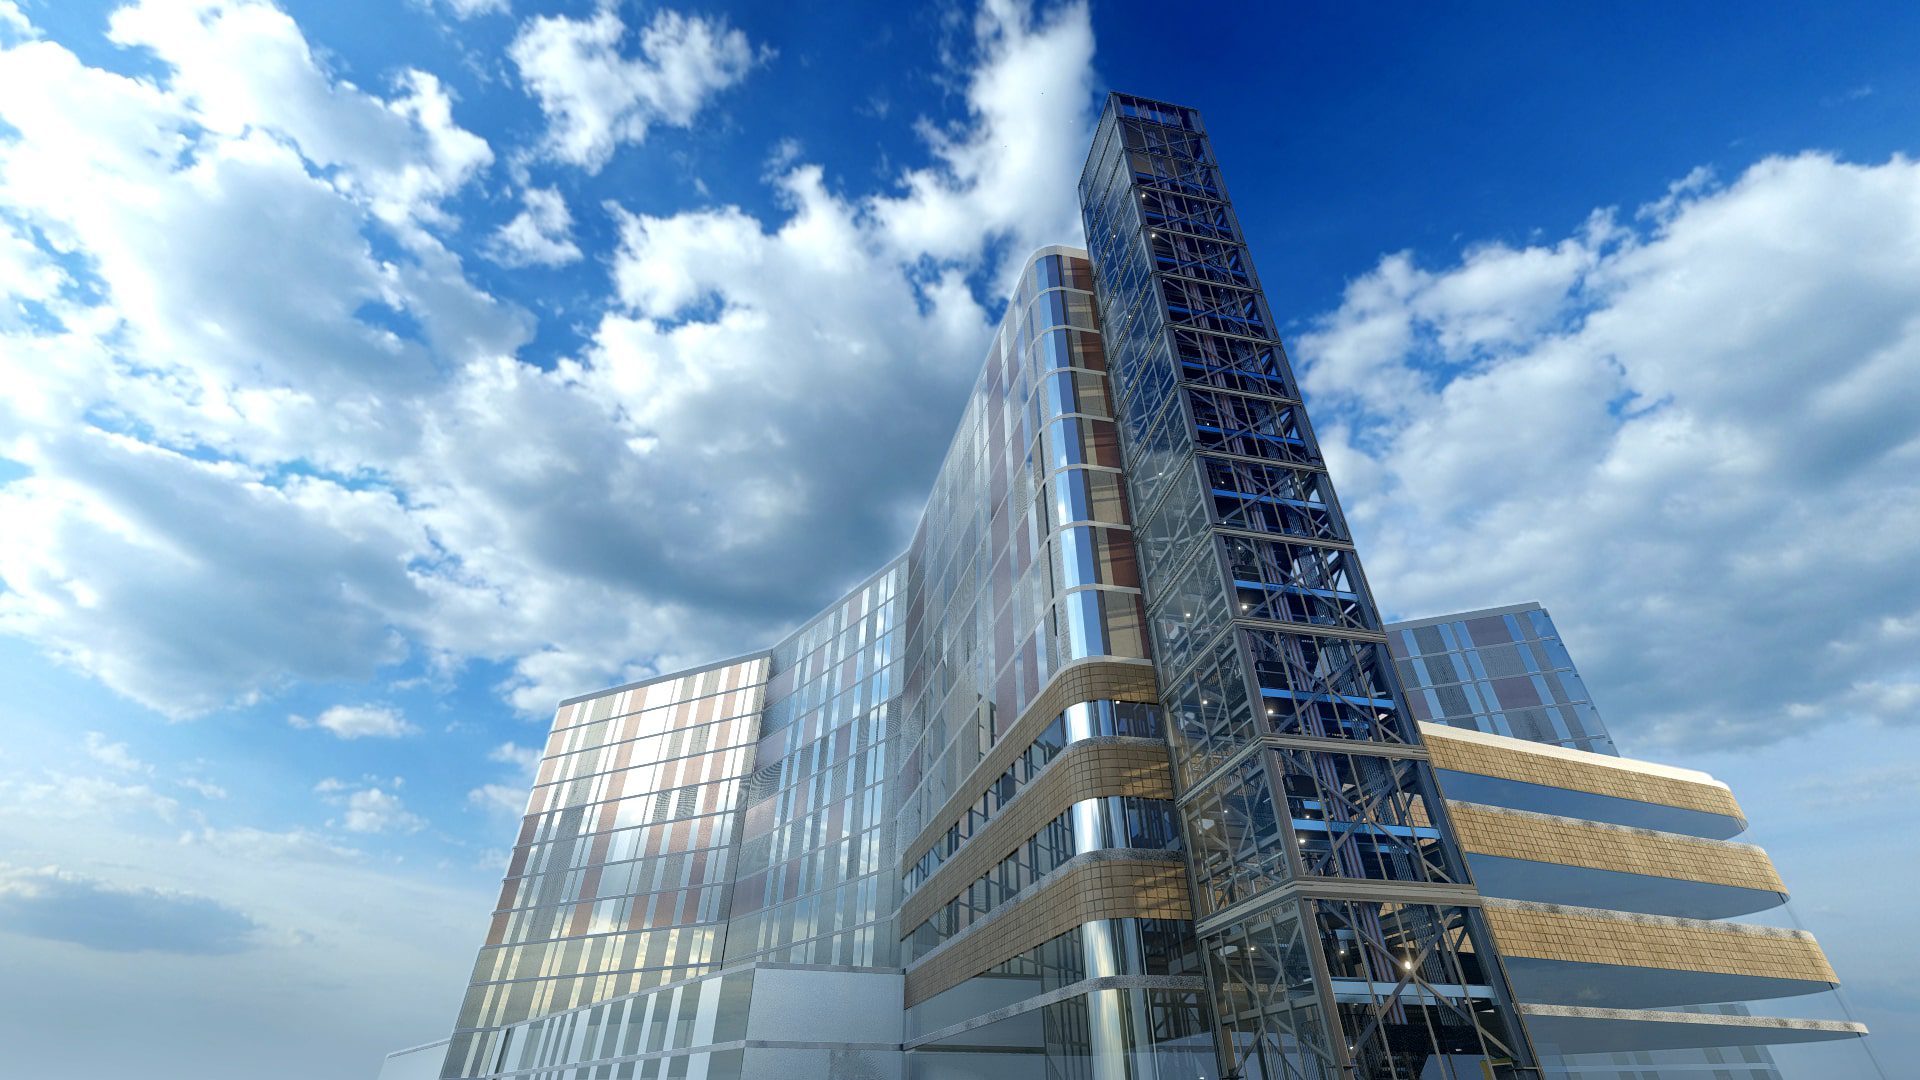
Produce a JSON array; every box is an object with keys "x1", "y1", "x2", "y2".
[{"x1": 1078, "y1": 92, "x2": 1539, "y2": 1080}]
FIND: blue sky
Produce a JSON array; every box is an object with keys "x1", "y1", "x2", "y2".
[{"x1": 0, "y1": 1, "x2": 1914, "y2": 1076}]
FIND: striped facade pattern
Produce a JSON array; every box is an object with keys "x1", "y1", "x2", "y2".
[
  {"x1": 1422, "y1": 724, "x2": 1746, "y2": 822},
  {"x1": 1483, "y1": 899, "x2": 1838, "y2": 984},
  {"x1": 904, "y1": 852, "x2": 1193, "y2": 1005},
  {"x1": 899, "y1": 737, "x2": 1175, "y2": 929},
  {"x1": 901, "y1": 657, "x2": 1160, "y2": 869},
  {"x1": 1446, "y1": 801, "x2": 1785, "y2": 894}
]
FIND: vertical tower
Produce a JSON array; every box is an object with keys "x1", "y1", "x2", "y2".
[{"x1": 1079, "y1": 94, "x2": 1537, "y2": 1079}]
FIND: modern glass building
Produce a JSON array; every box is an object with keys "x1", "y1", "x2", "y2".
[
  {"x1": 1386, "y1": 604, "x2": 1617, "y2": 756},
  {"x1": 381, "y1": 96, "x2": 1870, "y2": 1080}
]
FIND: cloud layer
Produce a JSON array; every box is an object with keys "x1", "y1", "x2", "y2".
[
  {"x1": 0, "y1": 0, "x2": 1097, "y2": 720},
  {"x1": 1296, "y1": 154, "x2": 1920, "y2": 750},
  {"x1": 0, "y1": 864, "x2": 259, "y2": 955}
]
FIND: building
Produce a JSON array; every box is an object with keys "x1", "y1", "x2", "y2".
[
  {"x1": 1387, "y1": 603, "x2": 1617, "y2": 756},
  {"x1": 382, "y1": 95, "x2": 1869, "y2": 1080},
  {"x1": 1386, "y1": 603, "x2": 1836, "y2": 1080}
]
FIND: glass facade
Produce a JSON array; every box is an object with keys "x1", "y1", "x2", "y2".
[
  {"x1": 895, "y1": 247, "x2": 1149, "y2": 852},
  {"x1": 727, "y1": 561, "x2": 904, "y2": 969},
  {"x1": 1386, "y1": 603, "x2": 1617, "y2": 756},
  {"x1": 399, "y1": 98, "x2": 1870, "y2": 1080},
  {"x1": 443, "y1": 658, "x2": 770, "y2": 1077}
]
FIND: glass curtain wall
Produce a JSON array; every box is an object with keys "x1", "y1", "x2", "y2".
[
  {"x1": 726, "y1": 562, "x2": 906, "y2": 969},
  {"x1": 441, "y1": 658, "x2": 770, "y2": 1078}
]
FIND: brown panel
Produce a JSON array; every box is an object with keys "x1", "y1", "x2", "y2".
[
  {"x1": 1484, "y1": 900, "x2": 1837, "y2": 984},
  {"x1": 1448, "y1": 802, "x2": 1784, "y2": 894},
  {"x1": 898, "y1": 738, "x2": 1175, "y2": 930},
  {"x1": 1421, "y1": 723, "x2": 1746, "y2": 824},
  {"x1": 904, "y1": 855, "x2": 1192, "y2": 1006},
  {"x1": 901, "y1": 657, "x2": 1160, "y2": 869}
]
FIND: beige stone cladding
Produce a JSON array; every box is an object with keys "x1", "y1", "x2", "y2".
[
  {"x1": 1421, "y1": 723, "x2": 1746, "y2": 823},
  {"x1": 903, "y1": 854, "x2": 1192, "y2": 1005},
  {"x1": 1447, "y1": 802, "x2": 1785, "y2": 894},
  {"x1": 901, "y1": 657, "x2": 1161, "y2": 871},
  {"x1": 898, "y1": 737, "x2": 1175, "y2": 931},
  {"x1": 1483, "y1": 899, "x2": 1837, "y2": 984}
]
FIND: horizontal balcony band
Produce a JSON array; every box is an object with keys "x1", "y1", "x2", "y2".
[
  {"x1": 904, "y1": 851, "x2": 1191, "y2": 1007},
  {"x1": 1446, "y1": 801, "x2": 1784, "y2": 898},
  {"x1": 899, "y1": 658, "x2": 1160, "y2": 870},
  {"x1": 897, "y1": 738, "x2": 1175, "y2": 930},
  {"x1": 1420, "y1": 723, "x2": 1747, "y2": 826},
  {"x1": 1466, "y1": 855, "x2": 1789, "y2": 921},
  {"x1": 1484, "y1": 898, "x2": 1838, "y2": 1007}
]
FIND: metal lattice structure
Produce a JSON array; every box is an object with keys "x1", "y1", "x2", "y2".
[{"x1": 1079, "y1": 92, "x2": 1540, "y2": 1079}]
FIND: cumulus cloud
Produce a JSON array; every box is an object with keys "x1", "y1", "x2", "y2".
[
  {"x1": 83, "y1": 732, "x2": 149, "y2": 773},
  {"x1": 0, "y1": 0, "x2": 1101, "y2": 721},
  {"x1": 487, "y1": 741, "x2": 542, "y2": 774},
  {"x1": 317, "y1": 778, "x2": 425, "y2": 834},
  {"x1": 0, "y1": 864, "x2": 259, "y2": 954},
  {"x1": 106, "y1": 0, "x2": 492, "y2": 229},
  {"x1": 0, "y1": 0, "x2": 510, "y2": 717},
  {"x1": 510, "y1": 5, "x2": 763, "y2": 171},
  {"x1": 469, "y1": 741, "x2": 541, "y2": 817},
  {"x1": 1295, "y1": 152, "x2": 1920, "y2": 751},
  {"x1": 437, "y1": 0, "x2": 507, "y2": 18},
  {"x1": 288, "y1": 704, "x2": 417, "y2": 740},
  {"x1": 0, "y1": 1, "x2": 31, "y2": 39},
  {"x1": 178, "y1": 778, "x2": 229, "y2": 801},
  {"x1": 467, "y1": 783, "x2": 525, "y2": 818},
  {"x1": 486, "y1": 186, "x2": 582, "y2": 266},
  {"x1": 866, "y1": 0, "x2": 1095, "y2": 270}
]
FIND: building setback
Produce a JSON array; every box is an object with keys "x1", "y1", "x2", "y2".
[{"x1": 382, "y1": 95, "x2": 1869, "y2": 1080}]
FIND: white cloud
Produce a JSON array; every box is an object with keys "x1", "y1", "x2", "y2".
[
  {"x1": 486, "y1": 186, "x2": 582, "y2": 266},
  {"x1": 0, "y1": 0, "x2": 1102, "y2": 722},
  {"x1": 0, "y1": 863, "x2": 259, "y2": 954},
  {"x1": 82, "y1": 732, "x2": 149, "y2": 774},
  {"x1": 288, "y1": 704, "x2": 417, "y2": 740},
  {"x1": 178, "y1": 825, "x2": 359, "y2": 864},
  {"x1": 470, "y1": 741, "x2": 539, "y2": 818},
  {"x1": 104, "y1": 0, "x2": 491, "y2": 228},
  {"x1": 510, "y1": 5, "x2": 763, "y2": 172},
  {"x1": 438, "y1": 0, "x2": 508, "y2": 19},
  {"x1": 0, "y1": 1, "x2": 31, "y2": 39},
  {"x1": 315, "y1": 780, "x2": 424, "y2": 835},
  {"x1": 866, "y1": 0, "x2": 1095, "y2": 270},
  {"x1": 0, "y1": 770, "x2": 180, "y2": 822},
  {"x1": 178, "y1": 778, "x2": 229, "y2": 801},
  {"x1": 0, "y1": 2, "x2": 516, "y2": 718},
  {"x1": 0, "y1": 771, "x2": 486, "y2": 1079},
  {"x1": 487, "y1": 741, "x2": 542, "y2": 774},
  {"x1": 341, "y1": 787, "x2": 423, "y2": 834},
  {"x1": 1296, "y1": 152, "x2": 1920, "y2": 751},
  {"x1": 467, "y1": 783, "x2": 525, "y2": 818}
]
